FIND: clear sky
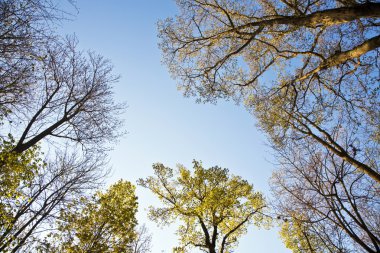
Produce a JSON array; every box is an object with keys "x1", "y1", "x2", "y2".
[{"x1": 59, "y1": 1, "x2": 291, "y2": 252}]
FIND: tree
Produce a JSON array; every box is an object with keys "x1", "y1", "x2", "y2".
[
  {"x1": 1, "y1": 0, "x2": 124, "y2": 154},
  {"x1": 138, "y1": 160, "x2": 269, "y2": 253},
  {"x1": 130, "y1": 224, "x2": 153, "y2": 253},
  {"x1": 0, "y1": 147, "x2": 107, "y2": 252},
  {"x1": 8, "y1": 36, "x2": 125, "y2": 154},
  {"x1": 271, "y1": 140, "x2": 380, "y2": 252},
  {"x1": 40, "y1": 180, "x2": 138, "y2": 253},
  {"x1": 158, "y1": 0, "x2": 380, "y2": 183},
  {"x1": 0, "y1": 0, "x2": 72, "y2": 118}
]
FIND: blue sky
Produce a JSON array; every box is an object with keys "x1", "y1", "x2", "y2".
[{"x1": 59, "y1": 1, "x2": 290, "y2": 252}]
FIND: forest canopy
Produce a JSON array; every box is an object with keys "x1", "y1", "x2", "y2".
[
  {"x1": 159, "y1": 0, "x2": 380, "y2": 252},
  {"x1": 1, "y1": 0, "x2": 379, "y2": 252},
  {"x1": 159, "y1": 0, "x2": 380, "y2": 183}
]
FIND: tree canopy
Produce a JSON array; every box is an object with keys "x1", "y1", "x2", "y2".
[
  {"x1": 9, "y1": 36, "x2": 124, "y2": 154},
  {"x1": 0, "y1": 145, "x2": 107, "y2": 252},
  {"x1": 0, "y1": 0, "x2": 68, "y2": 118},
  {"x1": 41, "y1": 180, "x2": 139, "y2": 253},
  {"x1": 271, "y1": 141, "x2": 380, "y2": 252},
  {"x1": 138, "y1": 161, "x2": 269, "y2": 253},
  {"x1": 159, "y1": 0, "x2": 380, "y2": 183}
]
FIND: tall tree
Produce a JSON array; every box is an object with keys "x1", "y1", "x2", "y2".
[
  {"x1": 40, "y1": 180, "x2": 138, "y2": 253},
  {"x1": 130, "y1": 224, "x2": 153, "y2": 253},
  {"x1": 138, "y1": 161, "x2": 269, "y2": 253},
  {"x1": 0, "y1": 0, "x2": 72, "y2": 118},
  {"x1": 0, "y1": 146, "x2": 107, "y2": 252},
  {"x1": 158, "y1": 0, "x2": 380, "y2": 183},
  {"x1": 271, "y1": 141, "x2": 380, "y2": 253},
  {"x1": 8, "y1": 36, "x2": 124, "y2": 154},
  {"x1": 1, "y1": 0, "x2": 124, "y2": 154}
]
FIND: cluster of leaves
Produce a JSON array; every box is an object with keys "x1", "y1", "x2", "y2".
[
  {"x1": 0, "y1": 149, "x2": 109, "y2": 252},
  {"x1": 39, "y1": 180, "x2": 139, "y2": 253},
  {"x1": 279, "y1": 216, "x2": 322, "y2": 253},
  {"x1": 0, "y1": 135, "x2": 43, "y2": 205},
  {"x1": 0, "y1": 135, "x2": 44, "y2": 249}
]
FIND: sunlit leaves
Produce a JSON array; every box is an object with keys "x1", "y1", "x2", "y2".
[
  {"x1": 0, "y1": 135, "x2": 44, "y2": 228},
  {"x1": 45, "y1": 180, "x2": 138, "y2": 253},
  {"x1": 159, "y1": 0, "x2": 380, "y2": 183},
  {"x1": 138, "y1": 160, "x2": 270, "y2": 253}
]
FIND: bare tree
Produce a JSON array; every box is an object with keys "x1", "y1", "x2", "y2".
[
  {"x1": 0, "y1": 31, "x2": 124, "y2": 249},
  {"x1": 8, "y1": 36, "x2": 125, "y2": 154},
  {"x1": 0, "y1": 35, "x2": 125, "y2": 250},
  {"x1": 130, "y1": 224, "x2": 153, "y2": 253},
  {"x1": 271, "y1": 140, "x2": 380, "y2": 252},
  {"x1": 0, "y1": 0, "x2": 72, "y2": 118}
]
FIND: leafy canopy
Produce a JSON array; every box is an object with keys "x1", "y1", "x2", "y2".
[
  {"x1": 159, "y1": 0, "x2": 380, "y2": 183},
  {"x1": 0, "y1": 134, "x2": 44, "y2": 230},
  {"x1": 138, "y1": 160, "x2": 270, "y2": 253},
  {"x1": 43, "y1": 180, "x2": 138, "y2": 253}
]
